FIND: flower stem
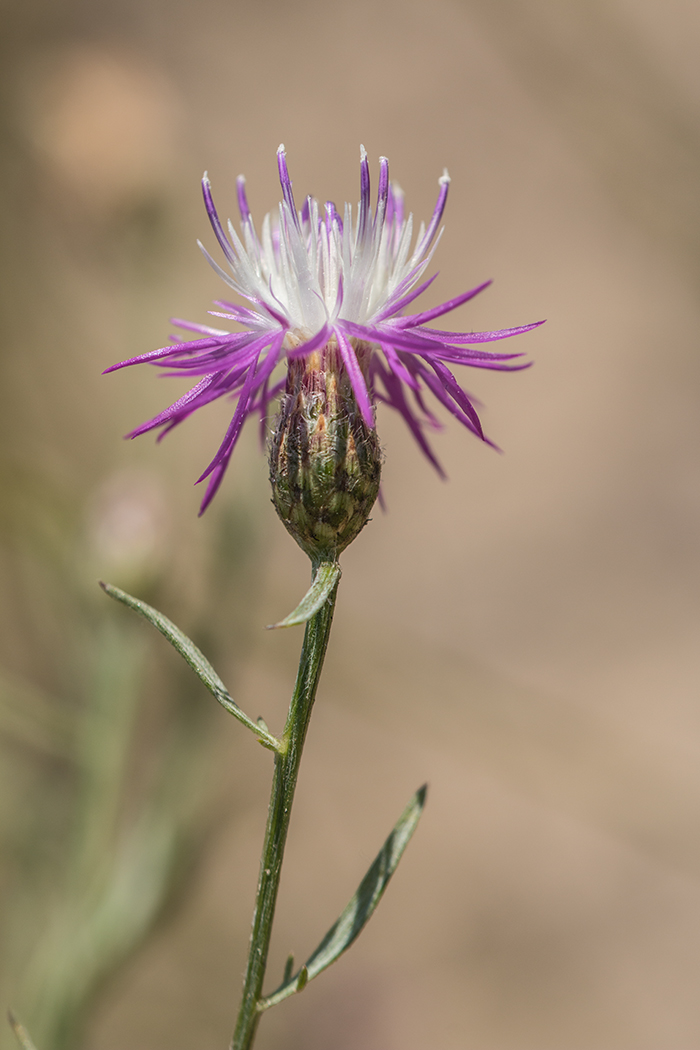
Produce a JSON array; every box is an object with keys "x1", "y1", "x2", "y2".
[{"x1": 231, "y1": 570, "x2": 339, "y2": 1050}]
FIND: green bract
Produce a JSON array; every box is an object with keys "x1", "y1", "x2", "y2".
[{"x1": 269, "y1": 340, "x2": 382, "y2": 561}]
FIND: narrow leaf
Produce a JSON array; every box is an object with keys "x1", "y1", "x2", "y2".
[
  {"x1": 266, "y1": 561, "x2": 341, "y2": 629},
  {"x1": 295, "y1": 965, "x2": 308, "y2": 992},
  {"x1": 259, "y1": 785, "x2": 427, "y2": 1010},
  {"x1": 7, "y1": 1012, "x2": 39, "y2": 1050},
  {"x1": 100, "y1": 582, "x2": 282, "y2": 752}
]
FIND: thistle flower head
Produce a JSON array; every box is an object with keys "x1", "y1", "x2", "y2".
[{"x1": 106, "y1": 146, "x2": 541, "y2": 516}]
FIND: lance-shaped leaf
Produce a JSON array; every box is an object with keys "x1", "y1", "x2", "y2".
[
  {"x1": 259, "y1": 785, "x2": 427, "y2": 1010},
  {"x1": 7, "y1": 1012, "x2": 39, "y2": 1050},
  {"x1": 266, "y1": 561, "x2": 341, "y2": 629},
  {"x1": 100, "y1": 583, "x2": 282, "y2": 752}
]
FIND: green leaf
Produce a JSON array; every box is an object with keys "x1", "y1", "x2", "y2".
[
  {"x1": 266, "y1": 561, "x2": 341, "y2": 629},
  {"x1": 7, "y1": 1012, "x2": 39, "y2": 1050},
  {"x1": 259, "y1": 785, "x2": 427, "y2": 1010},
  {"x1": 295, "y1": 965, "x2": 308, "y2": 992},
  {"x1": 100, "y1": 583, "x2": 282, "y2": 753},
  {"x1": 283, "y1": 953, "x2": 295, "y2": 984}
]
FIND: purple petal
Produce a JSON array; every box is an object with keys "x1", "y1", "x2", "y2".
[
  {"x1": 379, "y1": 342, "x2": 419, "y2": 391},
  {"x1": 357, "y1": 145, "x2": 371, "y2": 244},
  {"x1": 212, "y1": 299, "x2": 261, "y2": 324},
  {"x1": 236, "y1": 175, "x2": 250, "y2": 224},
  {"x1": 413, "y1": 319, "x2": 546, "y2": 343},
  {"x1": 197, "y1": 332, "x2": 285, "y2": 485},
  {"x1": 262, "y1": 376, "x2": 287, "y2": 403},
  {"x1": 387, "y1": 182, "x2": 404, "y2": 236},
  {"x1": 432, "y1": 355, "x2": 532, "y2": 373},
  {"x1": 373, "y1": 274, "x2": 439, "y2": 323},
  {"x1": 153, "y1": 330, "x2": 278, "y2": 379},
  {"x1": 410, "y1": 361, "x2": 482, "y2": 438},
  {"x1": 208, "y1": 311, "x2": 255, "y2": 323},
  {"x1": 171, "y1": 317, "x2": 234, "y2": 337},
  {"x1": 258, "y1": 375, "x2": 271, "y2": 449},
  {"x1": 202, "y1": 175, "x2": 239, "y2": 269},
  {"x1": 335, "y1": 326, "x2": 374, "y2": 428},
  {"x1": 374, "y1": 157, "x2": 389, "y2": 231},
  {"x1": 408, "y1": 358, "x2": 501, "y2": 449},
  {"x1": 285, "y1": 323, "x2": 333, "y2": 359},
  {"x1": 411, "y1": 384, "x2": 443, "y2": 429},
  {"x1": 103, "y1": 336, "x2": 230, "y2": 374},
  {"x1": 198, "y1": 460, "x2": 229, "y2": 515},
  {"x1": 197, "y1": 374, "x2": 258, "y2": 483},
  {"x1": 372, "y1": 359, "x2": 446, "y2": 476},
  {"x1": 258, "y1": 283, "x2": 290, "y2": 328},
  {"x1": 126, "y1": 374, "x2": 223, "y2": 438},
  {"x1": 339, "y1": 320, "x2": 524, "y2": 363},
  {"x1": 277, "y1": 145, "x2": 300, "y2": 230},
  {"x1": 426, "y1": 358, "x2": 483, "y2": 436},
  {"x1": 414, "y1": 171, "x2": 450, "y2": 257},
  {"x1": 325, "y1": 201, "x2": 343, "y2": 234},
  {"x1": 393, "y1": 281, "x2": 492, "y2": 328}
]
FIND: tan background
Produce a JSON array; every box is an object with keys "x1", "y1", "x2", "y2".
[{"x1": 2, "y1": 0, "x2": 700, "y2": 1046}]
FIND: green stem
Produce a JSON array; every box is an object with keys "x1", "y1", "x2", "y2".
[{"x1": 231, "y1": 573, "x2": 339, "y2": 1050}]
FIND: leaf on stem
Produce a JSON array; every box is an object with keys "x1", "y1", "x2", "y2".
[
  {"x1": 7, "y1": 1012, "x2": 39, "y2": 1050},
  {"x1": 100, "y1": 583, "x2": 282, "y2": 752},
  {"x1": 259, "y1": 785, "x2": 427, "y2": 1010},
  {"x1": 266, "y1": 561, "x2": 341, "y2": 629},
  {"x1": 295, "y1": 965, "x2": 308, "y2": 992}
]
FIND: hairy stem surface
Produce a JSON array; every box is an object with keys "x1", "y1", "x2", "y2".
[{"x1": 231, "y1": 578, "x2": 338, "y2": 1050}]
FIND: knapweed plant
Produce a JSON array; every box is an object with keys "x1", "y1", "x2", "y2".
[{"x1": 12, "y1": 146, "x2": 540, "y2": 1050}]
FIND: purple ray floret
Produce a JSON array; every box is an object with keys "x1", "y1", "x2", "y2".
[{"x1": 106, "y1": 145, "x2": 543, "y2": 512}]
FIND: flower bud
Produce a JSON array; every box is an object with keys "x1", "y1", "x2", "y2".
[{"x1": 269, "y1": 339, "x2": 382, "y2": 561}]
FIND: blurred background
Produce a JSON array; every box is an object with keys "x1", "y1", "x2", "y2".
[{"x1": 2, "y1": 0, "x2": 700, "y2": 1046}]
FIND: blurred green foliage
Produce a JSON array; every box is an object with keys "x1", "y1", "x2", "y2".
[{"x1": 0, "y1": 457, "x2": 264, "y2": 1050}]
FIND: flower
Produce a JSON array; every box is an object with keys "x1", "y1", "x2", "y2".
[{"x1": 106, "y1": 146, "x2": 542, "y2": 514}]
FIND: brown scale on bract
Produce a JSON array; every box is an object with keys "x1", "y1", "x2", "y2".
[{"x1": 269, "y1": 339, "x2": 382, "y2": 561}]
